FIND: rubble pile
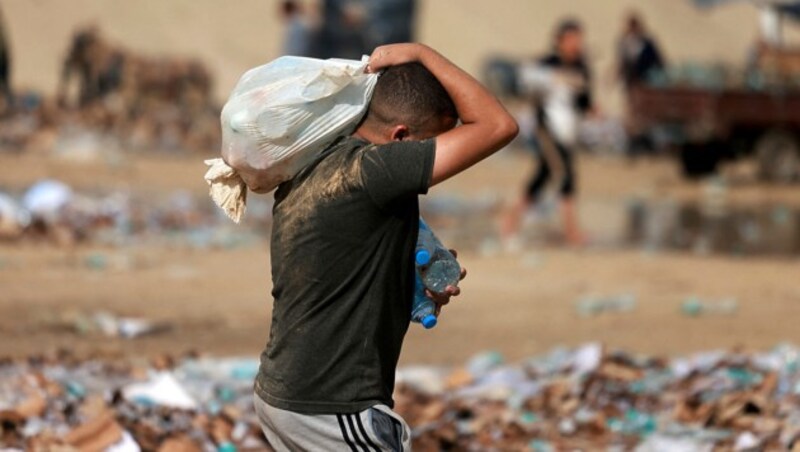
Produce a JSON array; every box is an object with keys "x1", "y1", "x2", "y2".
[
  {"x1": 0, "y1": 180, "x2": 271, "y2": 247},
  {"x1": 0, "y1": 352, "x2": 267, "y2": 451},
  {"x1": 0, "y1": 27, "x2": 220, "y2": 155},
  {"x1": 4, "y1": 344, "x2": 800, "y2": 450},
  {"x1": 396, "y1": 343, "x2": 800, "y2": 451}
]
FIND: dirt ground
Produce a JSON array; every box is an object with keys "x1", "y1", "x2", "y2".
[{"x1": 1, "y1": 149, "x2": 797, "y2": 365}]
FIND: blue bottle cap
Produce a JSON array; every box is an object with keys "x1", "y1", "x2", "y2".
[
  {"x1": 416, "y1": 250, "x2": 431, "y2": 265},
  {"x1": 421, "y1": 314, "x2": 437, "y2": 329}
]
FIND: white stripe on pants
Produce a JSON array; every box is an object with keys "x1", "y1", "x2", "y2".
[{"x1": 253, "y1": 393, "x2": 412, "y2": 452}]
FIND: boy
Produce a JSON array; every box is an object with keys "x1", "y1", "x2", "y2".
[
  {"x1": 249, "y1": 43, "x2": 517, "y2": 451},
  {"x1": 502, "y1": 20, "x2": 591, "y2": 247}
]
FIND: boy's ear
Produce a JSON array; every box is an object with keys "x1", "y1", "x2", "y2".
[{"x1": 390, "y1": 125, "x2": 410, "y2": 141}]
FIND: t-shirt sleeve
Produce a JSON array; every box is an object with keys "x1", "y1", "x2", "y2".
[{"x1": 360, "y1": 139, "x2": 436, "y2": 209}]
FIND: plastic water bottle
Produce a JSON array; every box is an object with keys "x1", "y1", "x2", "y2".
[
  {"x1": 411, "y1": 275, "x2": 438, "y2": 329},
  {"x1": 681, "y1": 297, "x2": 738, "y2": 317},
  {"x1": 416, "y1": 218, "x2": 461, "y2": 294}
]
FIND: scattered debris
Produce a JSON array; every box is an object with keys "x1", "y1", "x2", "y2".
[
  {"x1": 395, "y1": 343, "x2": 800, "y2": 449},
  {"x1": 681, "y1": 297, "x2": 739, "y2": 317},
  {"x1": 4, "y1": 344, "x2": 800, "y2": 449},
  {"x1": 0, "y1": 180, "x2": 272, "y2": 248},
  {"x1": 575, "y1": 293, "x2": 637, "y2": 317},
  {"x1": 43, "y1": 310, "x2": 172, "y2": 339}
]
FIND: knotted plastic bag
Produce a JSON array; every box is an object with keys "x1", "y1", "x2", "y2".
[{"x1": 205, "y1": 56, "x2": 378, "y2": 222}]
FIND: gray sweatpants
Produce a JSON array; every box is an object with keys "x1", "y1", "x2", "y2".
[{"x1": 253, "y1": 394, "x2": 412, "y2": 452}]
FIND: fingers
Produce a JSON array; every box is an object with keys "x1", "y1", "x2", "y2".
[
  {"x1": 366, "y1": 46, "x2": 392, "y2": 73},
  {"x1": 445, "y1": 285, "x2": 460, "y2": 297},
  {"x1": 447, "y1": 249, "x2": 467, "y2": 281},
  {"x1": 425, "y1": 289, "x2": 450, "y2": 306},
  {"x1": 424, "y1": 284, "x2": 461, "y2": 309},
  {"x1": 366, "y1": 43, "x2": 421, "y2": 73}
]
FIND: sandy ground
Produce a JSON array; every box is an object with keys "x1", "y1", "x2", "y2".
[{"x1": 1, "y1": 149, "x2": 797, "y2": 364}]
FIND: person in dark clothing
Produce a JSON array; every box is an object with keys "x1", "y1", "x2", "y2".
[
  {"x1": 617, "y1": 13, "x2": 664, "y2": 155},
  {"x1": 617, "y1": 13, "x2": 664, "y2": 90},
  {"x1": 502, "y1": 19, "x2": 591, "y2": 247},
  {"x1": 0, "y1": 6, "x2": 12, "y2": 112},
  {"x1": 364, "y1": 0, "x2": 416, "y2": 50},
  {"x1": 279, "y1": 0, "x2": 317, "y2": 57},
  {"x1": 317, "y1": 0, "x2": 368, "y2": 59},
  {"x1": 242, "y1": 44, "x2": 518, "y2": 451}
]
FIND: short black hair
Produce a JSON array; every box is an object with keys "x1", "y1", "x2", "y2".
[
  {"x1": 281, "y1": 0, "x2": 299, "y2": 17},
  {"x1": 555, "y1": 18, "x2": 582, "y2": 41},
  {"x1": 363, "y1": 62, "x2": 457, "y2": 135}
]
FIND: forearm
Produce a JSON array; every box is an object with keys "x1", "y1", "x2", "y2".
[
  {"x1": 366, "y1": 43, "x2": 518, "y2": 185},
  {"x1": 417, "y1": 46, "x2": 508, "y2": 129},
  {"x1": 416, "y1": 46, "x2": 518, "y2": 185}
]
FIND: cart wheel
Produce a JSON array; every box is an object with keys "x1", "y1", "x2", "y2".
[
  {"x1": 756, "y1": 130, "x2": 800, "y2": 183},
  {"x1": 679, "y1": 142, "x2": 720, "y2": 178}
]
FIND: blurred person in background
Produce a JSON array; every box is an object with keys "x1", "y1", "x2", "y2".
[
  {"x1": 0, "y1": 5, "x2": 12, "y2": 113},
  {"x1": 364, "y1": 0, "x2": 416, "y2": 51},
  {"x1": 617, "y1": 12, "x2": 664, "y2": 91},
  {"x1": 280, "y1": 0, "x2": 319, "y2": 57},
  {"x1": 502, "y1": 19, "x2": 592, "y2": 247},
  {"x1": 316, "y1": 0, "x2": 416, "y2": 59},
  {"x1": 616, "y1": 12, "x2": 664, "y2": 156},
  {"x1": 317, "y1": 0, "x2": 368, "y2": 59}
]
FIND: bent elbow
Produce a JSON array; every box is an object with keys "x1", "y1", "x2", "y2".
[{"x1": 497, "y1": 115, "x2": 519, "y2": 144}]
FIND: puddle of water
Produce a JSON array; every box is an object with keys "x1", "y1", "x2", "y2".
[{"x1": 627, "y1": 200, "x2": 800, "y2": 256}]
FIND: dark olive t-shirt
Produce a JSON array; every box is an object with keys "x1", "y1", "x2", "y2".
[{"x1": 255, "y1": 136, "x2": 436, "y2": 414}]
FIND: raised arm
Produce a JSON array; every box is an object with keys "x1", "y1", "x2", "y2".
[{"x1": 367, "y1": 44, "x2": 518, "y2": 186}]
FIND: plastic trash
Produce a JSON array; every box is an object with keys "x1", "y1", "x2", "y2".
[
  {"x1": 516, "y1": 63, "x2": 581, "y2": 145},
  {"x1": 733, "y1": 431, "x2": 761, "y2": 451},
  {"x1": 635, "y1": 434, "x2": 713, "y2": 452},
  {"x1": 411, "y1": 275, "x2": 438, "y2": 329},
  {"x1": 92, "y1": 311, "x2": 172, "y2": 339},
  {"x1": 529, "y1": 439, "x2": 555, "y2": 452},
  {"x1": 681, "y1": 297, "x2": 738, "y2": 317},
  {"x1": 107, "y1": 430, "x2": 142, "y2": 452},
  {"x1": 204, "y1": 158, "x2": 247, "y2": 223},
  {"x1": 206, "y1": 56, "x2": 379, "y2": 222},
  {"x1": 575, "y1": 293, "x2": 637, "y2": 317},
  {"x1": 217, "y1": 442, "x2": 237, "y2": 452},
  {"x1": 0, "y1": 193, "x2": 30, "y2": 238},
  {"x1": 571, "y1": 342, "x2": 603, "y2": 375},
  {"x1": 416, "y1": 218, "x2": 461, "y2": 294},
  {"x1": 22, "y1": 180, "x2": 73, "y2": 223},
  {"x1": 123, "y1": 372, "x2": 198, "y2": 410},
  {"x1": 466, "y1": 351, "x2": 504, "y2": 377},
  {"x1": 607, "y1": 409, "x2": 657, "y2": 437}
]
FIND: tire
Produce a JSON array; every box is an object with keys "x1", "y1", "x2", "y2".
[
  {"x1": 679, "y1": 142, "x2": 720, "y2": 178},
  {"x1": 755, "y1": 130, "x2": 800, "y2": 183}
]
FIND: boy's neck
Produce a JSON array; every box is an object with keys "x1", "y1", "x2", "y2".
[{"x1": 352, "y1": 124, "x2": 389, "y2": 145}]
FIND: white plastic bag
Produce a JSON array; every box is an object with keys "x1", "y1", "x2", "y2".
[
  {"x1": 221, "y1": 55, "x2": 378, "y2": 189},
  {"x1": 517, "y1": 64, "x2": 580, "y2": 145},
  {"x1": 205, "y1": 56, "x2": 378, "y2": 222}
]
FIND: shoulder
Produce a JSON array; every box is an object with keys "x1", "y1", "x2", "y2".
[
  {"x1": 359, "y1": 139, "x2": 436, "y2": 169},
  {"x1": 320, "y1": 136, "x2": 371, "y2": 164}
]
